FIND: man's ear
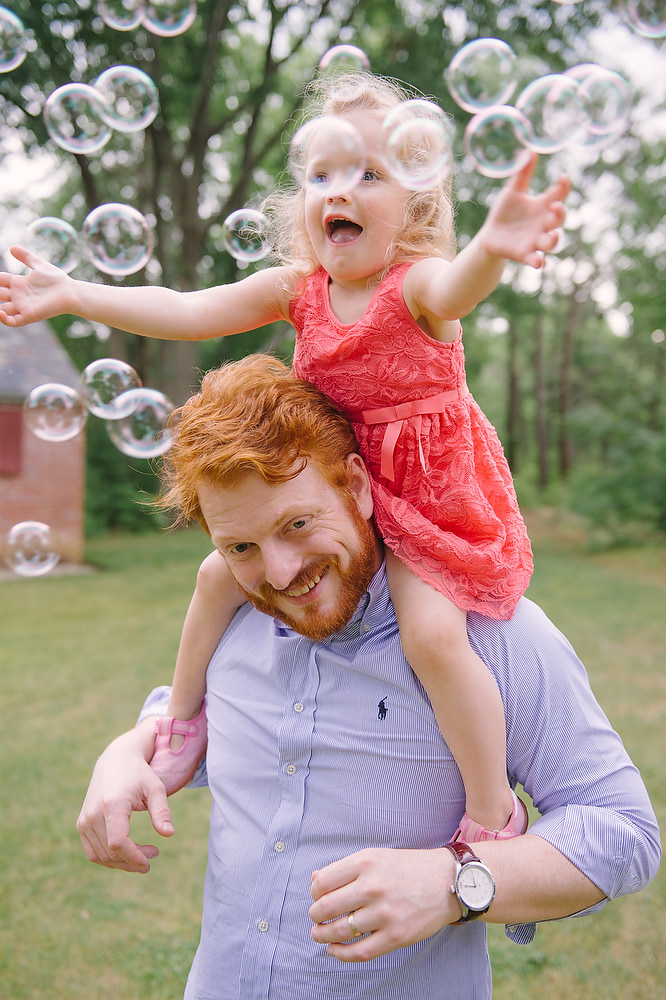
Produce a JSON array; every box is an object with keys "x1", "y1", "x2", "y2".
[{"x1": 346, "y1": 452, "x2": 374, "y2": 520}]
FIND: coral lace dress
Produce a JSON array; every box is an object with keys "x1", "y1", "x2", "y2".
[{"x1": 290, "y1": 263, "x2": 532, "y2": 619}]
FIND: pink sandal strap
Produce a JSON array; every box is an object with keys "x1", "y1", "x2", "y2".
[
  {"x1": 450, "y1": 791, "x2": 528, "y2": 844},
  {"x1": 150, "y1": 700, "x2": 208, "y2": 795}
]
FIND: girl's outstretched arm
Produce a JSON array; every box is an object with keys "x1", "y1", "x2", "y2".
[
  {"x1": 0, "y1": 245, "x2": 292, "y2": 339},
  {"x1": 405, "y1": 154, "x2": 570, "y2": 332}
]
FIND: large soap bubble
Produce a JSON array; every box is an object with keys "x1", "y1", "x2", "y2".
[
  {"x1": 290, "y1": 115, "x2": 366, "y2": 197},
  {"x1": 222, "y1": 209, "x2": 273, "y2": 263},
  {"x1": 381, "y1": 99, "x2": 452, "y2": 191},
  {"x1": 94, "y1": 65, "x2": 160, "y2": 132},
  {"x1": 97, "y1": 0, "x2": 145, "y2": 31},
  {"x1": 44, "y1": 83, "x2": 113, "y2": 155},
  {"x1": 24, "y1": 218, "x2": 80, "y2": 273},
  {"x1": 106, "y1": 387, "x2": 175, "y2": 458},
  {"x1": 0, "y1": 6, "x2": 28, "y2": 73},
  {"x1": 23, "y1": 383, "x2": 87, "y2": 442},
  {"x1": 82, "y1": 203, "x2": 154, "y2": 276},
  {"x1": 465, "y1": 106, "x2": 532, "y2": 179},
  {"x1": 318, "y1": 44, "x2": 371, "y2": 74},
  {"x1": 445, "y1": 38, "x2": 518, "y2": 114},
  {"x1": 515, "y1": 74, "x2": 588, "y2": 153},
  {"x1": 619, "y1": 0, "x2": 666, "y2": 38},
  {"x1": 142, "y1": 0, "x2": 197, "y2": 37},
  {"x1": 79, "y1": 358, "x2": 143, "y2": 418},
  {"x1": 4, "y1": 521, "x2": 61, "y2": 577}
]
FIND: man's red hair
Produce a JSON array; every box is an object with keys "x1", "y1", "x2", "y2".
[{"x1": 158, "y1": 354, "x2": 359, "y2": 531}]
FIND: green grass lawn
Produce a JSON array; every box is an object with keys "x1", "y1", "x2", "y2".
[{"x1": 0, "y1": 520, "x2": 663, "y2": 999}]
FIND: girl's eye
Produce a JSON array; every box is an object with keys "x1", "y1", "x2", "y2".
[
  {"x1": 363, "y1": 168, "x2": 379, "y2": 182},
  {"x1": 309, "y1": 171, "x2": 330, "y2": 185}
]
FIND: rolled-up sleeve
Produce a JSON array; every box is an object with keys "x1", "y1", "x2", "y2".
[{"x1": 469, "y1": 599, "x2": 661, "y2": 915}]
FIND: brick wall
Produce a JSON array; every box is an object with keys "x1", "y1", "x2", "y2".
[{"x1": 0, "y1": 404, "x2": 85, "y2": 564}]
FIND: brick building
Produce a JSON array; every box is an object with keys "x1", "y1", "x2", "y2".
[{"x1": 0, "y1": 322, "x2": 85, "y2": 565}]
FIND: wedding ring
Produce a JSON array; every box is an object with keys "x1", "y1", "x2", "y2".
[{"x1": 348, "y1": 911, "x2": 362, "y2": 937}]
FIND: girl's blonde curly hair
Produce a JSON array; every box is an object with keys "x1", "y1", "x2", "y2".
[{"x1": 263, "y1": 71, "x2": 457, "y2": 281}]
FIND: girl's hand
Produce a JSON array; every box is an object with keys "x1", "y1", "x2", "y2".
[
  {"x1": 482, "y1": 153, "x2": 571, "y2": 269},
  {"x1": 0, "y1": 246, "x2": 78, "y2": 326}
]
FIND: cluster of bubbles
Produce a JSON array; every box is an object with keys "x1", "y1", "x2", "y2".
[
  {"x1": 23, "y1": 357, "x2": 174, "y2": 458},
  {"x1": 444, "y1": 38, "x2": 633, "y2": 178},
  {"x1": 22, "y1": 203, "x2": 154, "y2": 276},
  {"x1": 97, "y1": 0, "x2": 197, "y2": 37},
  {"x1": 44, "y1": 64, "x2": 160, "y2": 156}
]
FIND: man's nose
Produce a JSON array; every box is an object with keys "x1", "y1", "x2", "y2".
[{"x1": 261, "y1": 541, "x2": 304, "y2": 593}]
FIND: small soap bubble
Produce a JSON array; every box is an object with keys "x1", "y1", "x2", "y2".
[
  {"x1": 290, "y1": 115, "x2": 366, "y2": 197},
  {"x1": 24, "y1": 218, "x2": 80, "y2": 274},
  {"x1": 516, "y1": 74, "x2": 588, "y2": 153},
  {"x1": 106, "y1": 387, "x2": 175, "y2": 458},
  {"x1": 381, "y1": 100, "x2": 452, "y2": 191},
  {"x1": 221, "y1": 209, "x2": 273, "y2": 263},
  {"x1": 142, "y1": 0, "x2": 197, "y2": 37},
  {"x1": 572, "y1": 65, "x2": 631, "y2": 136},
  {"x1": 464, "y1": 106, "x2": 532, "y2": 179},
  {"x1": 619, "y1": 0, "x2": 666, "y2": 38},
  {"x1": 0, "y1": 6, "x2": 28, "y2": 73},
  {"x1": 445, "y1": 38, "x2": 517, "y2": 114},
  {"x1": 318, "y1": 44, "x2": 371, "y2": 74},
  {"x1": 79, "y1": 358, "x2": 143, "y2": 418},
  {"x1": 94, "y1": 65, "x2": 160, "y2": 133},
  {"x1": 82, "y1": 203, "x2": 154, "y2": 276},
  {"x1": 23, "y1": 383, "x2": 87, "y2": 442},
  {"x1": 97, "y1": 0, "x2": 145, "y2": 30},
  {"x1": 44, "y1": 83, "x2": 113, "y2": 155},
  {"x1": 4, "y1": 521, "x2": 61, "y2": 577}
]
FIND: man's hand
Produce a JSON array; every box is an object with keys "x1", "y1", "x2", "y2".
[
  {"x1": 76, "y1": 718, "x2": 175, "y2": 874},
  {"x1": 481, "y1": 153, "x2": 571, "y2": 269},
  {"x1": 0, "y1": 246, "x2": 78, "y2": 327},
  {"x1": 309, "y1": 847, "x2": 459, "y2": 962}
]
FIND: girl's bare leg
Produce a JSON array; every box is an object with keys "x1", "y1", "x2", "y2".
[{"x1": 385, "y1": 551, "x2": 515, "y2": 833}]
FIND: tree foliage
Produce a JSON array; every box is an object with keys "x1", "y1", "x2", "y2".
[{"x1": 1, "y1": 0, "x2": 664, "y2": 540}]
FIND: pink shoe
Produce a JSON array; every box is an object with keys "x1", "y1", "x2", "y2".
[
  {"x1": 451, "y1": 791, "x2": 528, "y2": 844},
  {"x1": 150, "y1": 701, "x2": 207, "y2": 795}
]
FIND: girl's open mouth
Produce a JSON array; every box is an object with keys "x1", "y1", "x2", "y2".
[{"x1": 326, "y1": 218, "x2": 363, "y2": 245}]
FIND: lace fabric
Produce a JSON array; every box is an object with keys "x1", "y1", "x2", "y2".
[{"x1": 290, "y1": 263, "x2": 532, "y2": 620}]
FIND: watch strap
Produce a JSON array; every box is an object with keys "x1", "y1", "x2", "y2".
[{"x1": 444, "y1": 841, "x2": 492, "y2": 924}]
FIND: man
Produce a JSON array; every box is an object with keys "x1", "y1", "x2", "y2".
[{"x1": 77, "y1": 354, "x2": 660, "y2": 1000}]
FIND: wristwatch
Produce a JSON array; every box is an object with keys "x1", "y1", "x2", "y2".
[{"x1": 444, "y1": 841, "x2": 496, "y2": 924}]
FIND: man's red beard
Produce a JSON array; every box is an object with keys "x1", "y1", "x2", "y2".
[{"x1": 236, "y1": 501, "x2": 379, "y2": 641}]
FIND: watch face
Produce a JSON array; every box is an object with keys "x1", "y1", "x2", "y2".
[{"x1": 457, "y1": 862, "x2": 495, "y2": 910}]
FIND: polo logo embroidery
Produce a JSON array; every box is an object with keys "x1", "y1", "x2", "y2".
[{"x1": 377, "y1": 697, "x2": 388, "y2": 721}]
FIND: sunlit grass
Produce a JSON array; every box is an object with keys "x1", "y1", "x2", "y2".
[{"x1": 0, "y1": 521, "x2": 663, "y2": 998}]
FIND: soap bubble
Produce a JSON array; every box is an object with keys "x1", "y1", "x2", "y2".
[
  {"x1": 381, "y1": 100, "x2": 452, "y2": 191},
  {"x1": 222, "y1": 209, "x2": 273, "y2": 263},
  {"x1": 97, "y1": 0, "x2": 145, "y2": 31},
  {"x1": 24, "y1": 218, "x2": 80, "y2": 273},
  {"x1": 44, "y1": 83, "x2": 113, "y2": 155},
  {"x1": 445, "y1": 38, "x2": 517, "y2": 114},
  {"x1": 23, "y1": 383, "x2": 87, "y2": 442},
  {"x1": 318, "y1": 44, "x2": 371, "y2": 74},
  {"x1": 516, "y1": 74, "x2": 588, "y2": 153},
  {"x1": 79, "y1": 358, "x2": 143, "y2": 418},
  {"x1": 142, "y1": 0, "x2": 197, "y2": 37},
  {"x1": 4, "y1": 521, "x2": 61, "y2": 577},
  {"x1": 0, "y1": 6, "x2": 28, "y2": 73},
  {"x1": 618, "y1": 0, "x2": 666, "y2": 37},
  {"x1": 106, "y1": 387, "x2": 175, "y2": 458},
  {"x1": 82, "y1": 203, "x2": 154, "y2": 276},
  {"x1": 94, "y1": 65, "x2": 160, "y2": 133},
  {"x1": 290, "y1": 115, "x2": 366, "y2": 196},
  {"x1": 569, "y1": 65, "x2": 631, "y2": 136},
  {"x1": 465, "y1": 106, "x2": 532, "y2": 179}
]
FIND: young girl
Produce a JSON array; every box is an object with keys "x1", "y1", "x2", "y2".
[{"x1": 0, "y1": 72, "x2": 569, "y2": 841}]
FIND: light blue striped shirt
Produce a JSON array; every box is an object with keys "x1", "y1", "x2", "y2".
[{"x1": 142, "y1": 564, "x2": 660, "y2": 1000}]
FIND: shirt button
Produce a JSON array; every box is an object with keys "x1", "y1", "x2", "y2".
[
  {"x1": 293, "y1": 701, "x2": 304, "y2": 713},
  {"x1": 363, "y1": 624, "x2": 370, "y2": 632},
  {"x1": 286, "y1": 764, "x2": 296, "y2": 775},
  {"x1": 274, "y1": 840, "x2": 285, "y2": 853},
  {"x1": 257, "y1": 920, "x2": 269, "y2": 933}
]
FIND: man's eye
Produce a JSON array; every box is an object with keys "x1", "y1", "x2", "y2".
[
  {"x1": 289, "y1": 518, "x2": 307, "y2": 530},
  {"x1": 230, "y1": 542, "x2": 250, "y2": 555}
]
